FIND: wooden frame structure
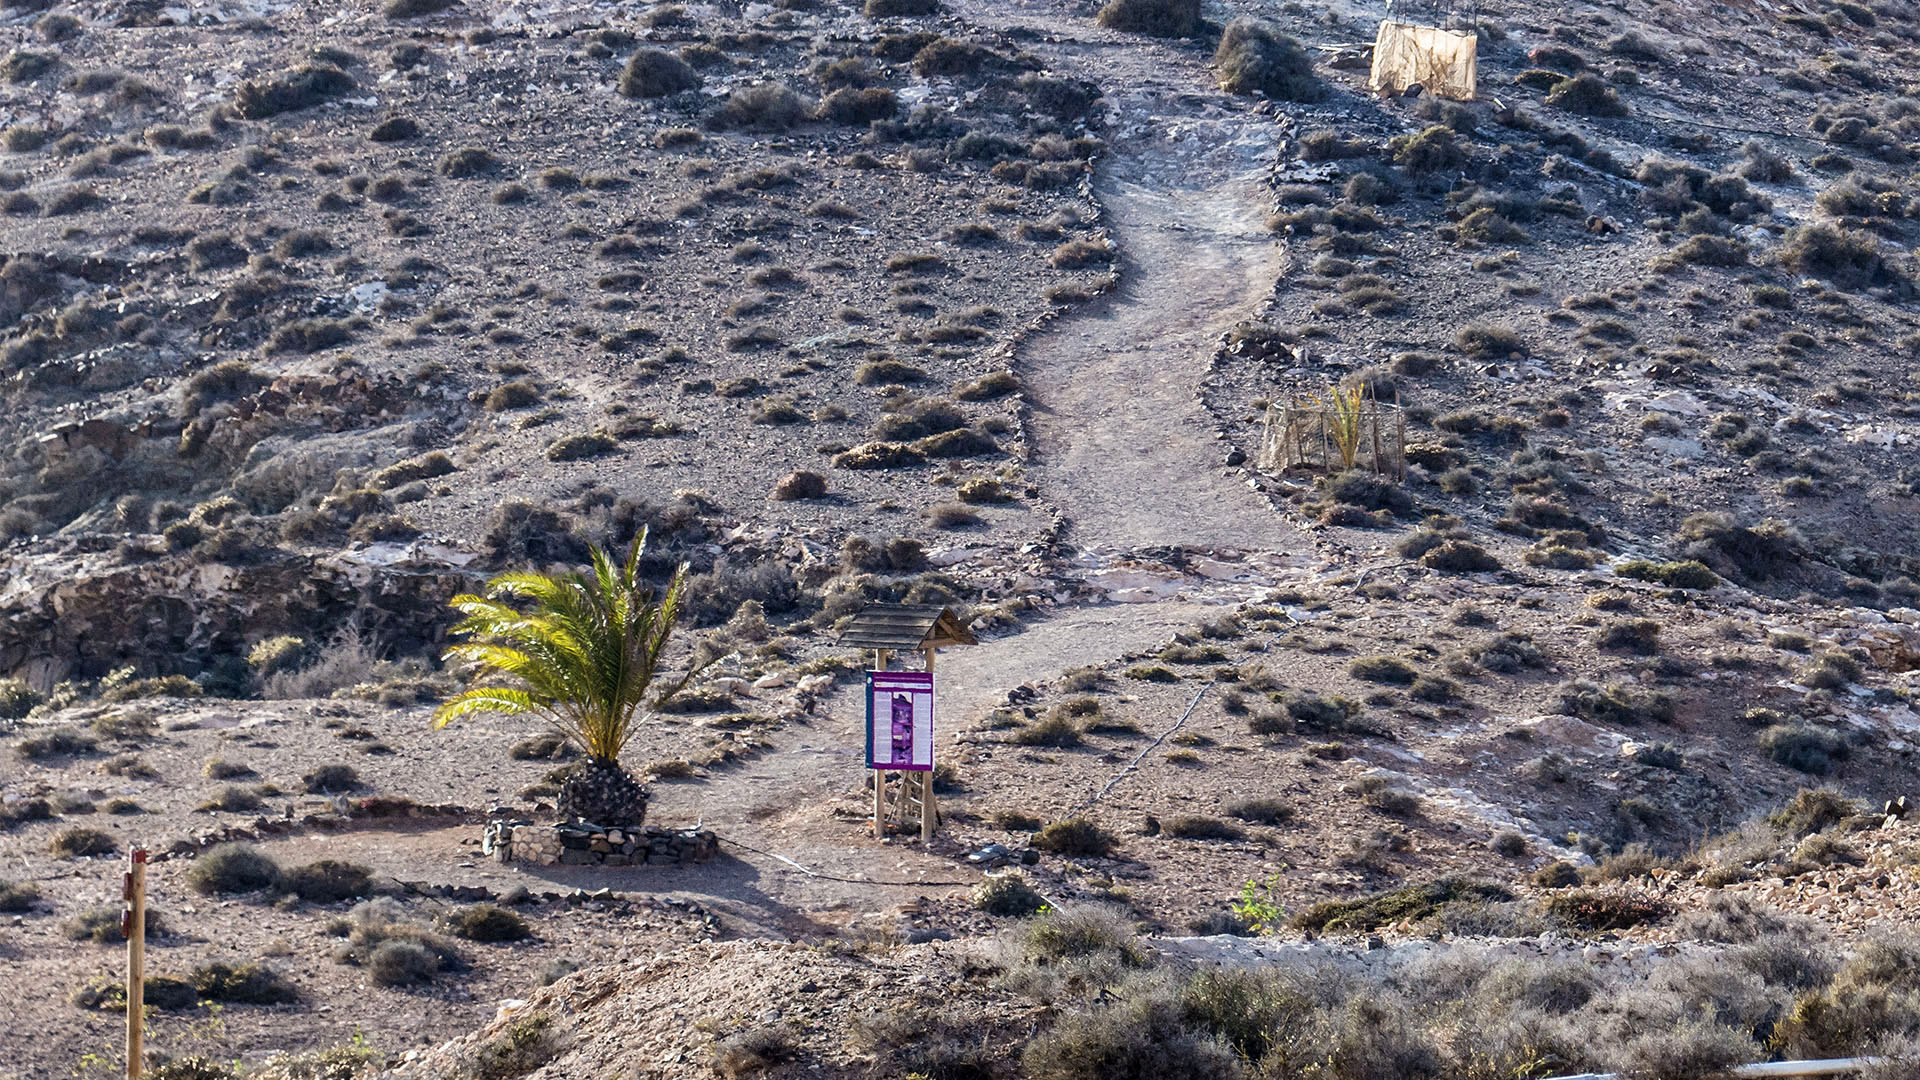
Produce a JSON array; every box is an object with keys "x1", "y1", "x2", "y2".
[
  {"x1": 837, "y1": 603, "x2": 976, "y2": 844},
  {"x1": 1258, "y1": 396, "x2": 1408, "y2": 480}
]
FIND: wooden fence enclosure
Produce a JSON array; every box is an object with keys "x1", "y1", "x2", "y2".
[{"x1": 1258, "y1": 397, "x2": 1408, "y2": 480}]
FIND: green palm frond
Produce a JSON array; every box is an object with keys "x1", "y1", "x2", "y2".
[
  {"x1": 433, "y1": 686, "x2": 540, "y2": 727},
  {"x1": 433, "y1": 528, "x2": 708, "y2": 761}
]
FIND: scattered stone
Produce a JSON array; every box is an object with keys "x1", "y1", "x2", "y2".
[{"x1": 483, "y1": 820, "x2": 719, "y2": 868}]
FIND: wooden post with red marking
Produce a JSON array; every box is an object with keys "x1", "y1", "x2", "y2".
[{"x1": 124, "y1": 848, "x2": 147, "y2": 1080}]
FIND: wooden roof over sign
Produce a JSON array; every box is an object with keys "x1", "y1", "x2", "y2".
[{"x1": 835, "y1": 603, "x2": 978, "y2": 651}]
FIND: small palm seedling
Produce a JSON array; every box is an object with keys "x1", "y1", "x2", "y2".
[
  {"x1": 434, "y1": 530, "x2": 706, "y2": 827},
  {"x1": 1312, "y1": 382, "x2": 1368, "y2": 470}
]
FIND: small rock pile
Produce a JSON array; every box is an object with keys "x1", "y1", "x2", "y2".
[{"x1": 483, "y1": 819, "x2": 719, "y2": 867}]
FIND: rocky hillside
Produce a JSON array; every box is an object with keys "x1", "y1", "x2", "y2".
[{"x1": 6, "y1": 0, "x2": 1920, "y2": 1073}]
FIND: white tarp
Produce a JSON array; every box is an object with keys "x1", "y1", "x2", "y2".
[{"x1": 1370, "y1": 20, "x2": 1478, "y2": 100}]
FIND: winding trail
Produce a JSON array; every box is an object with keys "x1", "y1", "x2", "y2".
[
  {"x1": 1021, "y1": 148, "x2": 1302, "y2": 554},
  {"x1": 641, "y1": 47, "x2": 1316, "y2": 936}
]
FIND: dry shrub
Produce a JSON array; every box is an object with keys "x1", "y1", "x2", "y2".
[
  {"x1": 384, "y1": 0, "x2": 456, "y2": 15},
  {"x1": 715, "y1": 1026, "x2": 799, "y2": 1077},
  {"x1": 0, "y1": 880, "x2": 40, "y2": 912},
  {"x1": 1093, "y1": 0, "x2": 1200, "y2": 37},
  {"x1": 712, "y1": 83, "x2": 810, "y2": 131},
  {"x1": 1421, "y1": 540, "x2": 1500, "y2": 573},
  {"x1": 368, "y1": 940, "x2": 439, "y2": 986},
  {"x1": 1556, "y1": 680, "x2": 1674, "y2": 725},
  {"x1": 186, "y1": 843, "x2": 282, "y2": 895},
  {"x1": 546, "y1": 431, "x2": 617, "y2": 461},
  {"x1": 1758, "y1": 724, "x2": 1848, "y2": 775},
  {"x1": 1032, "y1": 818, "x2": 1117, "y2": 857},
  {"x1": 1390, "y1": 125, "x2": 1466, "y2": 173},
  {"x1": 303, "y1": 763, "x2": 360, "y2": 793},
  {"x1": 771, "y1": 470, "x2": 827, "y2": 500},
  {"x1": 816, "y1": 86, "x2": 896, "y2": 124},
  {"x1": 619, "y1": 49, "x2": 700, "y2": 98},
  {"x1": 1546, "y1": 72, "x2": 1628, "y2": 116},
  {"x1": 1677, "y1": 513, "x2": 1799, "y2": 581},
  {"x1": 1294, "y1": 878, "x2": 1511, "y2": 933},
  {"x1": 260, "y1": 630, "x2": 381, "y2": 700},
  {"x1": 282, "y1": 860, "x2": 374, "y2": 903},
  {"x1": 191, "y1": 961, "x2": 297, "y2": 1004},
  {"x1": 1022, "y1": 990, "x2": 1243, "y2": 1079},
  {"x1": 49, "y1": 827, "x2": 115, "y2": 857},
  {"x1": 445, "y1": 903, "x2": 530, "y2": 942},
  {"x1": 1214, "y1": 19, "x2": 1322, "y2": 101},
  {"x1": 1051, "y1": 238, "x2": 1113, "y2": 268},
  {"x1": 1779, "y1": 222, "x2": 1900, "y2": 289},
  {"x1": 234, "y1": 65, "x2": 353, "y2": 118}
]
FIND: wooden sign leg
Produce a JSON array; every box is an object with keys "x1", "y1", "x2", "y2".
[
  {"x1": 921, "y1": 771, "x2": 935, "y2": 845},
  {"x1": 872, "y1": 647, "x2": 891, "y2": 840},
  {"x1": 922, "y1": 645, "x2": 937, "y2": 844}
]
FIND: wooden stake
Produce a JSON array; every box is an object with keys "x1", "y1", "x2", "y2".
[
  {"x1": 872, "y1": 649, "x2": 890, "y2": 840},
  {"x1": 922, "y1": 647, "x2": 937, "y2": 845},
  {"x1": 1369, "y1": 400, "x2": 1384, "y2": 474},
  {"x1": 1398, "y1": 410, "x2": 1408, "y2": 480},
  {"x1": 125, "y1": 848, "x2": 147, "y2": 1080}
]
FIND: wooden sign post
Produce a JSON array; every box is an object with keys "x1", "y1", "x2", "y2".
[
  {"x1": 921, "y1": 646, "x2": 936, "y2": 845},
  {"x1": 839, "y1": 604, "x2": 976, "y2": 845},
  {"x1": 871, "y1": 648, "x2": 893, "y2": 840},
  {"x1": 123, "y1": 848, "x2": 148, "y2": 1080}
]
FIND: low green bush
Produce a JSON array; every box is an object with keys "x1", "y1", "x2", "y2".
[
  {"x1": 1614, "y1": 560, "x2": 1718, "y2": 589},
  {"x1": 973, "y1": 873, "x2": 1048, "y2": 916},
  {"x1": 1294, "y1": 879, "x2": 1511, "y2": 933},
  {"x1": 1759, "y1": 724, "x2": 1849, "y2": 775}
]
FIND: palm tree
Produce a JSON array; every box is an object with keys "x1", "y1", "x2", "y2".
[{"x1": 433, "y1": 529, "x2": 701, "y2": 827}]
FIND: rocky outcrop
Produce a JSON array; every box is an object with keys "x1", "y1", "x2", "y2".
[{"x1": 0, "y1": 539, "x2": 478, "y2": 684}]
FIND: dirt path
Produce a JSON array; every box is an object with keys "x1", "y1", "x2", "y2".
[
  {"x1": 1022, "y1": 157, "x2": 1300, "y2": 554},
  {"x1": 643, "y1": 601, "x2": 1217, "y2": 935},
  {"x1": 646, "y1": 56, "x2": 1315, "y2": 934},
  {"x1": 933, "y1": 600, "x2": 1214, "y2": 720}
]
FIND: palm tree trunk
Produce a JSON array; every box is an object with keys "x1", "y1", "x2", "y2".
[{"x1": 556, "y1": 755, "x2": 651, "y2": 828}]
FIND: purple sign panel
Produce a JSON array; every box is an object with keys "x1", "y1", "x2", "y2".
[{"x1": 866, "y1": 671, "x2": 934, "y2": 771}]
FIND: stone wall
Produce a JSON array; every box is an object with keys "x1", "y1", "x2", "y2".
[{"x1": 483, "y1": 819, "x2": 719, "y2": 867}]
